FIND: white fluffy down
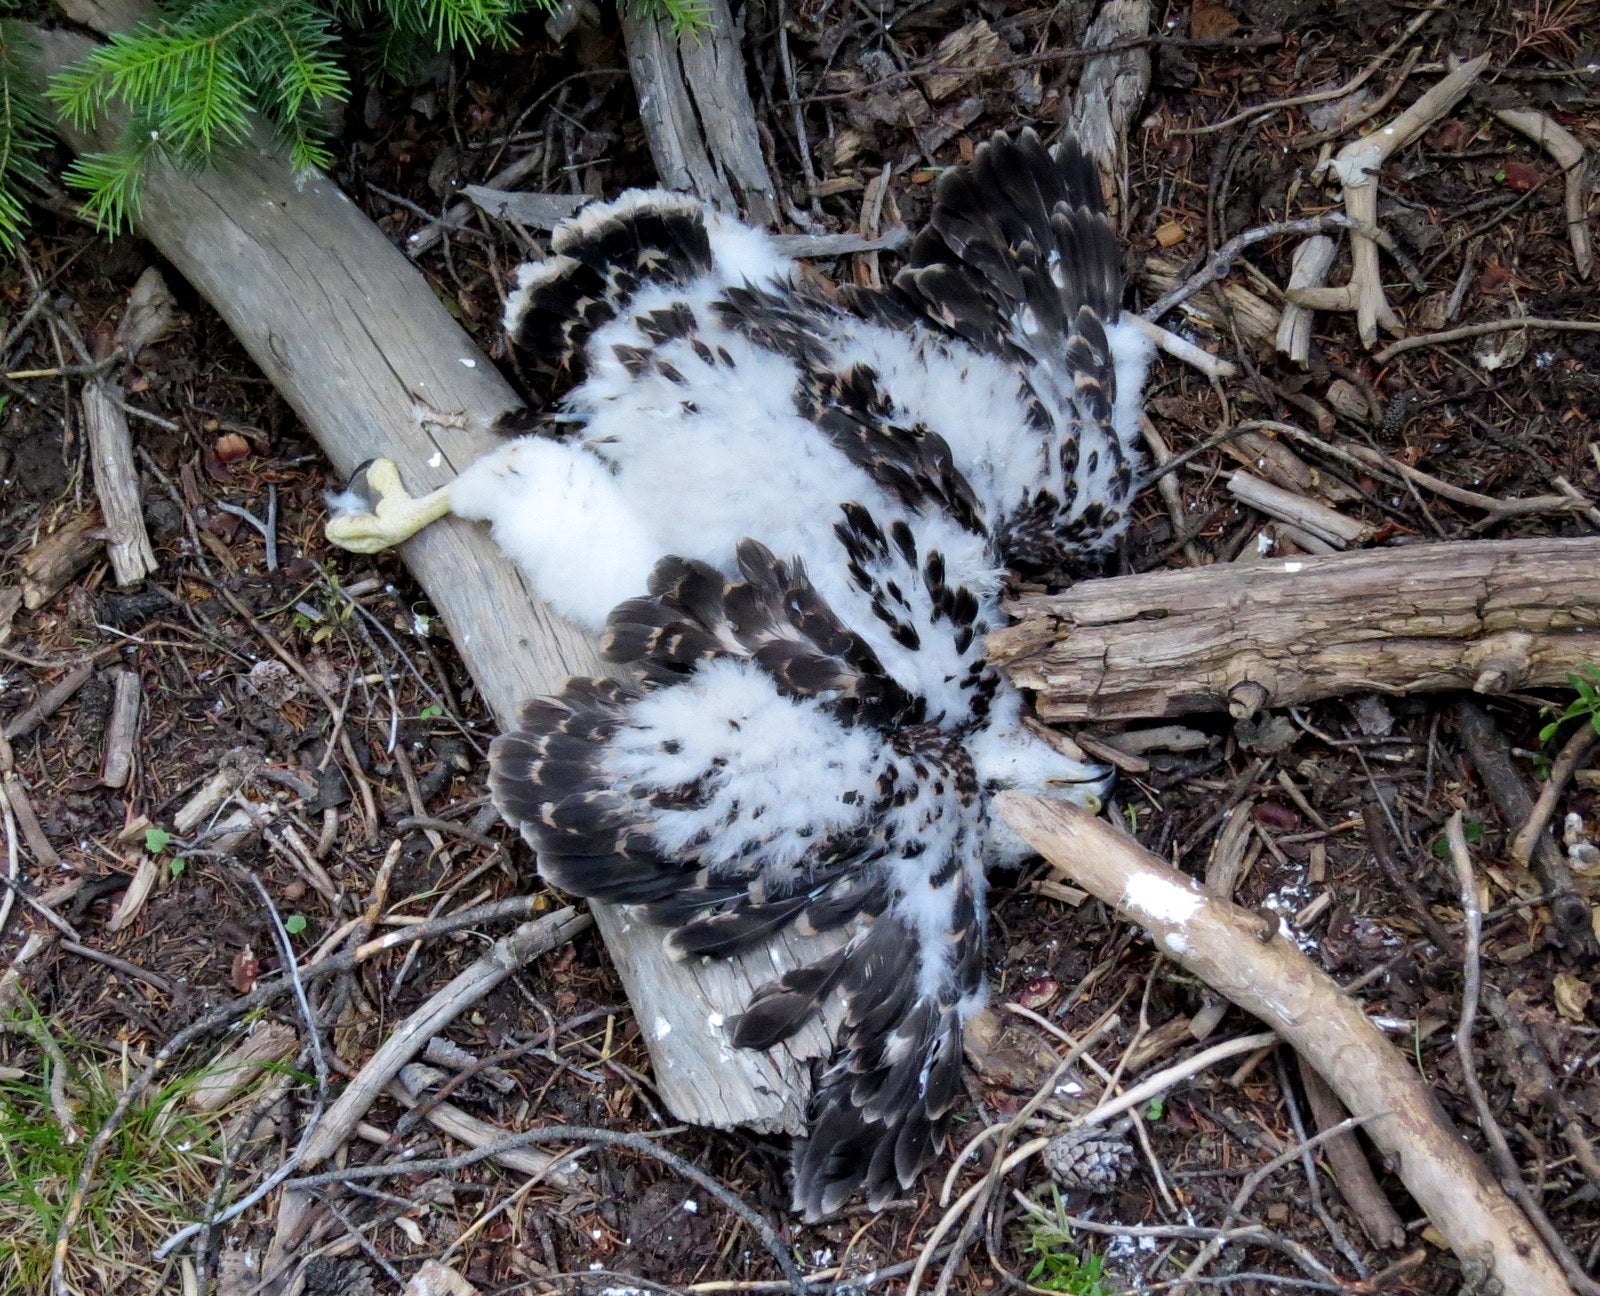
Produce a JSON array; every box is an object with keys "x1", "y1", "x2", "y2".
[{"x1": 603, "y1": 658, "x2": 883, "y2": 875}]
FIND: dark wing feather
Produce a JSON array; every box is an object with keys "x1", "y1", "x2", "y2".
[
  {"x1": 603, "y1": 540, "x2": 921, "y2": 730},
  {"x1": 889, "y1": 128, "x2": 1138, "y2": 570},
  {"x1": 503, "y1": 190, "x2": 713, "y2": 376}
]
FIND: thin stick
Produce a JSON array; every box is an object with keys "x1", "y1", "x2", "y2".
[
  {"x1": 1445, "y1": 813, "x2": 1600, "y2": 1296},
  {"x1": 1374, "y1": 318, "x2": 1600, "y2": 364},
  {"x1": 1510, "y1": 722, "x2": 1598, "y2": 868},
  {"x1": 1171, "y1": 2, "x2": 1443, "y2": 136}
]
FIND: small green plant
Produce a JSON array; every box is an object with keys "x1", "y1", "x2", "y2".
[
  {"x1": 1142, "y1": 1096, "x2": 1165, "y2": 1122},
  {"x1": 0, "y1": 1002, "x2": 223, "y2": 1293},
  {"x1": 1020, "y1": 1187, "x2": 1113, "y2": 1296},
  {"x1": 143, "y1": 824, "x2": 187, "y2": 878},
  {"x1": 284, "y1": 912, "x2": 308, "y2": 935},
  {"x1": 1538, "y1": 666, "x2": 1600, "y2": 747},
  {"x1": 1025, "y1": 1232, "x2": 1111, "y2": 1296}
]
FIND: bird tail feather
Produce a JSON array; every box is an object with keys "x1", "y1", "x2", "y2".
[{"x1": 502, "y1": 189, "x2": 713, "y2": 369}]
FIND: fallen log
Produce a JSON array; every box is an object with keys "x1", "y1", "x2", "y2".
[
  {"x1": 996, "y1": 792, "x2": 1575, "y2": 1296},
  {"x1": 33, "y1": 22, "x2": 836, "y2": 1136},
  {"x1": 988, "y1": 537, "x2": 1600, "y2": 723}
]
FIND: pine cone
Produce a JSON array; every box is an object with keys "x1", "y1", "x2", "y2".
[{"x1": 1041, "y1": 1124, "x2": 1134, "y2": 1192}]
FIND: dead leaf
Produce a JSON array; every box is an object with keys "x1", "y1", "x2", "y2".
[
  {"x1": 1477, "y1": 261, "x2": 1514, "y2": 294},
  {"x1": 214, "y1": 432, "x2": 251, "y2": 463},
  {"x1": 232, "y1": 945, "x2": 260, "y2": 993},
  {"x1": 1189, "y1": 0, "x2": 1240, "y2": 40},
  {"x1": 108, "y1": 854, "x2": 158, "y2": 932},
  {"x1": 1499, "y1": 159, "x2": 1543, "y2": 192},
  {"x1": 1554, "y1": 972, "x2": 1592, "y2": 1022},
  {"x1": 1428, "y1": 119, "x2": 1474, "y2": 151}
]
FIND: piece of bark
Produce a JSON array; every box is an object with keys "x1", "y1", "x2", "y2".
[
  {"x1": 0, "y1": 587, "x2": 19, "y2": 645},
  {"x1": 1142, "y1": 252, "x2": 1281, "y2": 347},
  {"x1": 1452, "y1": 699, "x2": 1598, "y2": 956},
  {"x1": 107, "y1": 851, "x2": 156, "y2": 930},
  {"x1": 1226, "y1": 470, "x2": 1371, "y2": 549},
  {"x1": 390, "y1": 1064, "x2": 591, "y2": 1190},
  {"x1": 114, "y1": 265, "x2": 179, "y2": 359},
  {"x1": 19, "y1": 513, "x2": 104, "y2": 610},
  {"x1": 100, "y1": 668, "x2": 141, "y2": 788},
  {"x1": 188, "y1": 1019, "x2": 298, "y2": 1111},
  {"x1": 1296, "y1": 1055, "x2": 1407, "y2": 1248},
  {"x1": 83, "y1": 379, "x2": 157, "y2": 585},
  {"x1": 460, "y1": 186, "x2": 585, "y2": 229},
  {"x1": 619, "y1": 0, "x2": 778, "y2": 226},
  {"x1": 33, "y1": 23, "x2": 839, "y2": 1137},
  {"x1": 996, "y1": 793, "x2": 1573, "y2": 1296},
  {"x1": 990, "y1": 537, "x2": 1600, "y2": 723},
  {"x1": 1063, "y1": 0, "x2": 1151, "y2": 214},
  {"x1": 2, "y1": 663, "x2": 94, "y2": 742},
  {"x1": 1275, "y1": 235, "x2": 1338, "y2": 366}
]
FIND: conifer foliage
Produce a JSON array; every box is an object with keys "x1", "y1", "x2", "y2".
[{"x1": 0, "y1": 0, "x2": 704, "y2": 252}]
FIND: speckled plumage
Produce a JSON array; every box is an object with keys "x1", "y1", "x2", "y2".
[{"x1": 461, "y1": 128, "x2": 1152, "y2": 1218}]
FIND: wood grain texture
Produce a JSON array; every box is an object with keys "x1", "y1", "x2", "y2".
[
  {"x1": 35, "y1": 25, "x2": 835, "y2": 1135},
  {"x1": 990, "y1": 537, "x2": 1600, "y2": 722},
  {"x1": 620, "y1": 0, "x2": 778, "y2": 226}
]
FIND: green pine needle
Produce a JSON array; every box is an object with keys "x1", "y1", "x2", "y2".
[
  {"x1": 0, "y1": 18, "x2": 52, "y2": 253},
  {"x1": 6, "y1": 0, "x2": 712, "y2": 245}
]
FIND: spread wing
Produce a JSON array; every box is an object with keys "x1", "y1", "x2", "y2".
[
  {"x1": 886, "y1": 128, "x2": 1145, "y2": 572},
  {"x1": 489, "y1": 548, "x2": 988, "y2": 1217}
]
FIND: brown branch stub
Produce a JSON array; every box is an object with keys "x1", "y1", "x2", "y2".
[
  {"x1": 990, "y1": 537, "x2": 1600, "y2": 723},
  {"x1": 994, "y1": 792, "x2": 1574, "y2": 1296}
]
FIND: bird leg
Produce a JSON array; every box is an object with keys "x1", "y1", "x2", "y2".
[{"x1": 325, "y1": 458, "x2": 454, "y2": 554}]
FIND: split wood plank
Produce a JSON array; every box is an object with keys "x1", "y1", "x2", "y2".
[{"x1": 990, "y1": 537, "x2": 1600, "y2": 722}]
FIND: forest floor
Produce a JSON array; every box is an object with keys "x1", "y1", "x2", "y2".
[{"x1": 1, "y1": 0, "x2": 1599, "y2": 1293}]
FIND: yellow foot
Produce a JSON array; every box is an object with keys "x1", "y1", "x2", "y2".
[{"x1": 326, "y1": 458, "x2": 453, "y2": 554}]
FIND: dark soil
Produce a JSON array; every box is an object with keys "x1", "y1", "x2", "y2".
[{"x1": 2, "y1": 0, "x2": 1598, "y2": 1293}]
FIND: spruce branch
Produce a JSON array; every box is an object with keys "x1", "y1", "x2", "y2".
[
  {"x1": 0, "y1": 16, "x2": 52, "y2": 252},
  {"x1": 5, "y1": 0, "x2": 711, "y2": 245}
]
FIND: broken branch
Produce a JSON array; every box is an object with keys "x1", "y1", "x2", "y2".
[{"x1": 996, "y1": 793, "x2": 1573, "y2": 1296}]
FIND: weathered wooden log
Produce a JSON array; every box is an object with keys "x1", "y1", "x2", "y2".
[
  {"x1": 34, "y1": 24, "x2": 836, "y2": 1136},
  {"x1": 989, "y1": 537, "x2": 1600, "y2": 723},
  {"x1": 997, "y1": 793, "x2": 1575, "y2": 1296},
  {"x1": 619, "y1": 0, "x2": 778, "y2": 226}
]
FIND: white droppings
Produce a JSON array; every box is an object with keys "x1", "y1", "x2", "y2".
[
  {"x1": 428, "y1": 450, "x2": 443, "y2": 467},
  {"x1": 707, "y1": 1012, "x2": 726, "y2": 1029},
  {"x1": 654, "y1": 1015, "x2": 673, "y2": 1038},
  {"x1": 682, "y1": 1199, "x2": 699, "y2": 1214},
  {"x1": 1256, "y1": 530, "x2": 1273, "y2": 555},
  {"x1": 1282, "y1": 561, "x2": 1304, "y2": 573},
  {"x1": 1121, "y1": 872, "x2": 1203, "y2": 925},
  {"x1": 459, "y1": 357, "x2": 477, "y2": 368},
  {"x1": 1162, "y1": 931, "x2": 1191, "y2": 955}
]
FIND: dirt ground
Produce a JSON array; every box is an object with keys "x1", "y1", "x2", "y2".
[{"x1": 2, "y1": 0, "x2": 1599, "y2": 1292}]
